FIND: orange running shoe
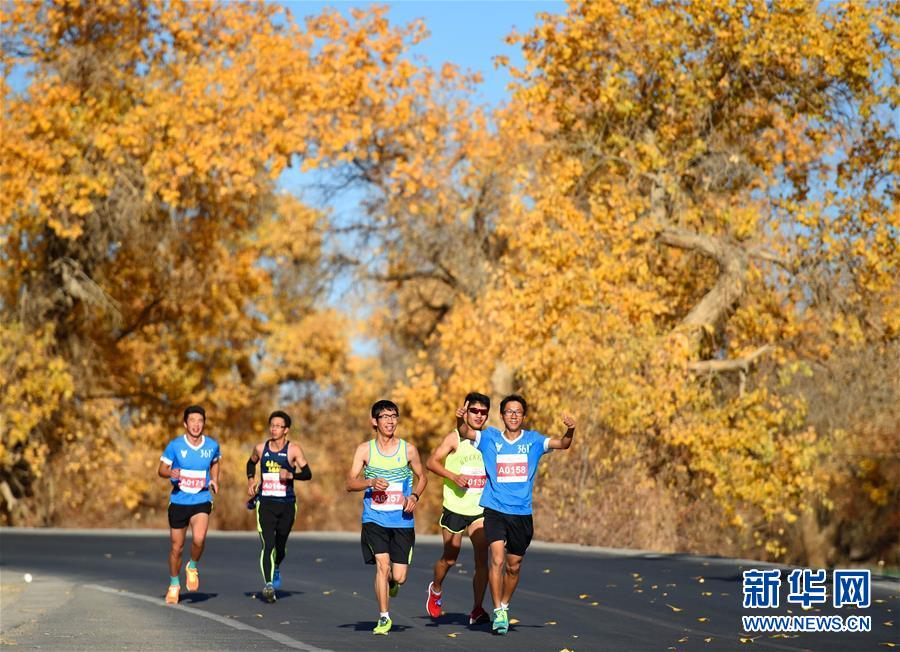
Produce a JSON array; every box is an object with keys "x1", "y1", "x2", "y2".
[
  {"x1": 165, "y1": 584, "x2": 180, "y2": 604},
  {"x1": 185, "y1": 562, "x2": 199, "y2": 591}
]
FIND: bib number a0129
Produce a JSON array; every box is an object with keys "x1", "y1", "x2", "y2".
[
  {"x1": 496, "y1": 454, "x2": 528, "y2": 483},
  {"x1": 261, "y1": 472, "x2": 287, "y2": 497},
  {"x1": 370, "y1": 482, "x2": 405, "y2": 511},
  {"x1": 178, "y1": 469, "x2": 207, "y2": 493}
]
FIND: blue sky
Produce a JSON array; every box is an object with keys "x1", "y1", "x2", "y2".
[{"x1": 280, "y1": 1, "x2": 564, "y2": 108}]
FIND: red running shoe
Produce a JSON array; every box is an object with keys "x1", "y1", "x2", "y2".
[
  {"x1": 426, "y1": 581, "x2": 443, "y2": 618},
  {"x1": 469, "y1": 605, "x2": 490, "y2": 625}
]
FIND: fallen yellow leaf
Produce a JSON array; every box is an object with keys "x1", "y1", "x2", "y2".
[
  {"x1": 545, "y1": 620, "x2": 557, "y2": 625},
  {"x1": 591, "y1": 601, "x2": 599, "y2": 606},
  {"x1": 447, "y1": 633, "x2": 457, "y2": 638},
  {"x1": 697, "y1": 617, "x2": 709, "y2": 622},
  {"x1": 704, "y1": 637, "x2": 713, "y2": 643},
  {"x1": 543, "y1": 569, "x2": 551, "y2": 573},
  {"x1": 678, "y1": 636, "x2": 688, "y2": 642},
  {"x1": 666, "y1": 604, "x2": 682, "y2": 612},
  {"x1": 578, "y1": 594, "x2": 590, "y2": 599},
  {"x1": 322, "y1": 590, "x2": 333, "y2": 595},
  {"x1": 509, "y1": 618, "x2": 520, "y2": 624}
]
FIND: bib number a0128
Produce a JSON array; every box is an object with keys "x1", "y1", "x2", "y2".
[
  {"x1": 178, "y1": 469, "x2": 206, "y2": 493},
  {"x1": 370, "y1": 482, "x2": 405, "y2": 511},
  {"x1": 496, "y1": 454, "x2": 528, "y2": 483},
  {"x1": 261, "y1": 471, "x2": 287, "y2": 497}
]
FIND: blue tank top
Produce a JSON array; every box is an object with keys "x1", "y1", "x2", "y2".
[
  {"x1": 361, "y1": 438, "x2": 414, "y2": 528},
  {"x1": 259, "y1": 440, "x2": 296, "y2": 504}
]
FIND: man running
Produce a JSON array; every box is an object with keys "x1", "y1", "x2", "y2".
[
  {"x1": 157, "y1": 405, "x2": 221, "y2": 604},
  {"x1": 246, "y1": 410, "x2": 311, "y2": 603},
  {"x1": 425, "y1": 392, "x2": 490, "y2": 625},
  {"x1": 456, "y1": 394, "x2": 575, "y2": 634},
  {"x1": 346, "y1": 400, "x2": 427, "y2": 635}
]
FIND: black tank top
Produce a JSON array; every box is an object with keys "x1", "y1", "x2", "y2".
[{"x1": 259, "y1": 440, "x2": 295, "y2": 503}]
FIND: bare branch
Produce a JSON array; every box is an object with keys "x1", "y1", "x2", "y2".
[{"x1": 687, "y1": 345, "x2": 773, "y2": 373}]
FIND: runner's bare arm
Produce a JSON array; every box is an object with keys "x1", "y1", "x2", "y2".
[
  {"x1": 455, "y1": 401, "x2": 475, "y2": 440},
  {"x1": 284, "y1": 443, "x2": 311, "y2": 481},
  {"x1": 426, "y1": 431, "x2": 467, "y2": 488},
  {"x1": 346, "y1": 442, "x2": 387, "y2": 491},
  {"x1": 403, "y1": 443, "x2": 428, "y2": 512},
  {"x1": 547, "y1": 414, "x2": 576, "y2": 450},
  {"x1": 157, "y1": 460, "x2": 180, "y2": 480}
]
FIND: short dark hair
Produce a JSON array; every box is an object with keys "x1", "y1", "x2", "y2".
[
  {"x1": 465, "y1": 392, "x2": 491, "y2": 410},
  {"x1": 268, "y1": 410, "x2": 292, "y2": 429},
  {"x1": 500, "y1": 394, "x2": 527, "y2": 415},
  {"x1": 371, "y1": 399, "x2": 399, "y2": 419},
  {"x1": 183, "y1": 405, "x2": 206, "y2": 422}
]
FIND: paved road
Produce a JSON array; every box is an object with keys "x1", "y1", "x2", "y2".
[{"x1": 0, "y1": 529, "x2": 896, "y2": 650}]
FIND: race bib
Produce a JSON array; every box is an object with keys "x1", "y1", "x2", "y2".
[
  {"x1": 261, "y1": 471, "x2": 287, "y2": 497},
  {"x1": 496, "y1": 454, "x2": 528, "y2": 483},
  {"x1": 370, "y1": 482, "x2": 405, "y2": 511},
  {"x1": 178, "y1": 469, "x2": 206, "y2": 493},
  {"x1": 460, "y1": 464, "x2": 486, "y2": 493}
]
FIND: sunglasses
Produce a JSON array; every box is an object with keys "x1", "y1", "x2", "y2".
[{"x1": 468, "y1": 407, "x2": 489, "y2": 416}]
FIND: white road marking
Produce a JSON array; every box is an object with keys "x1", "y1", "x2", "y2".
[{"x1": 84, "y1": 584, "x2": 331, "y2": 651}]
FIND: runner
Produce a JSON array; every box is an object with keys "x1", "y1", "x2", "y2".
[
  {"x1": 425, "y1": 392, "x2": 490, "y2": 625},
  {"x1": 157, "y1": 405, "x2": 221, "y2": 605},
  {"x1": 346, "y1": 400, "x2": 427, "y2": 635},
  {"x1": 246, "y1": 410, "x2": 311, "y2": 603},
  {"x1": 455, "y1": 394, "x2": 575, "y2": 634}
]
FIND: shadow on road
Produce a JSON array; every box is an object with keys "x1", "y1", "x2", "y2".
[
  {"x1": 338, "y1": 621, "x2": 412, "y2": 632},
  {"x1": 180, "y1": 592, "x2": 218, "y2": 604},
  {"x1": 242, "y1": 590, "x2": 304, "y2": 602}
]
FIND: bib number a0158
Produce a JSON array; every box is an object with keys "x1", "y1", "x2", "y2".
[
  {"x1": 496, "y1": 454, "x2": 528, "y2": 483},
  {"x1": 178, "y1": 469, "x2": 206, "y2": 493},
  {"x1": 370, "y1": 482, "x2": 405, "y2": 511}
]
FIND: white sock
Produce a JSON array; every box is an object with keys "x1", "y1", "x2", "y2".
[
  {"x1": 500, "y1": 602, "x2": 509, "y2": 610},
  {"x1": 380, "y1": 611, "x2": 390, "y2": 619}
]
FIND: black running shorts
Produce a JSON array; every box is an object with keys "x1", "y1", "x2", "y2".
[
  {"x1": 168, "y1": 501, "x2": 212, "y2": 529},
  {"x1": 483, "y1": 507, "x2": 533, "y2": 556},
  {"x1": 439, "y1": 507, "x2": 485, "y2": 534},
  {"x1": 361, "y1": 521, "x2": 415, "y2": 565}
]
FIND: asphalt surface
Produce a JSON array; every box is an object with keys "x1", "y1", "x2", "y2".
[{"x1": 0, "y1": 529, "x2": 896, "y2": 651}]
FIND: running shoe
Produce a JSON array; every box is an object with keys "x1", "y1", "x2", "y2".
[
  {"x1": 262, "y1": 582, "x2": 276, "y2": 603},
  {"x1": 426, "y1": 581, "x2": 442, "y2": 618},
  {"x1": 373, "y1": 615, "x2": 392, "y2": 635},
  {"x1": 388, "y1": 579, "x2": 399, "y2": 598},
  {"x1": 272, "y1": 568, "x2": 282, "y2": 590},
  {"x1": 185, "y1": 562, "x2": 199, "y2": 591},
  {"x1": 469, "y1": 605, "x2": 489, "y2": 624},
  {"x1": 165, "y1": 584, "x2": 180, "y2": 605},
  {"x1": 492, "y1": 607, "x2": 509, "y2": 635}
]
